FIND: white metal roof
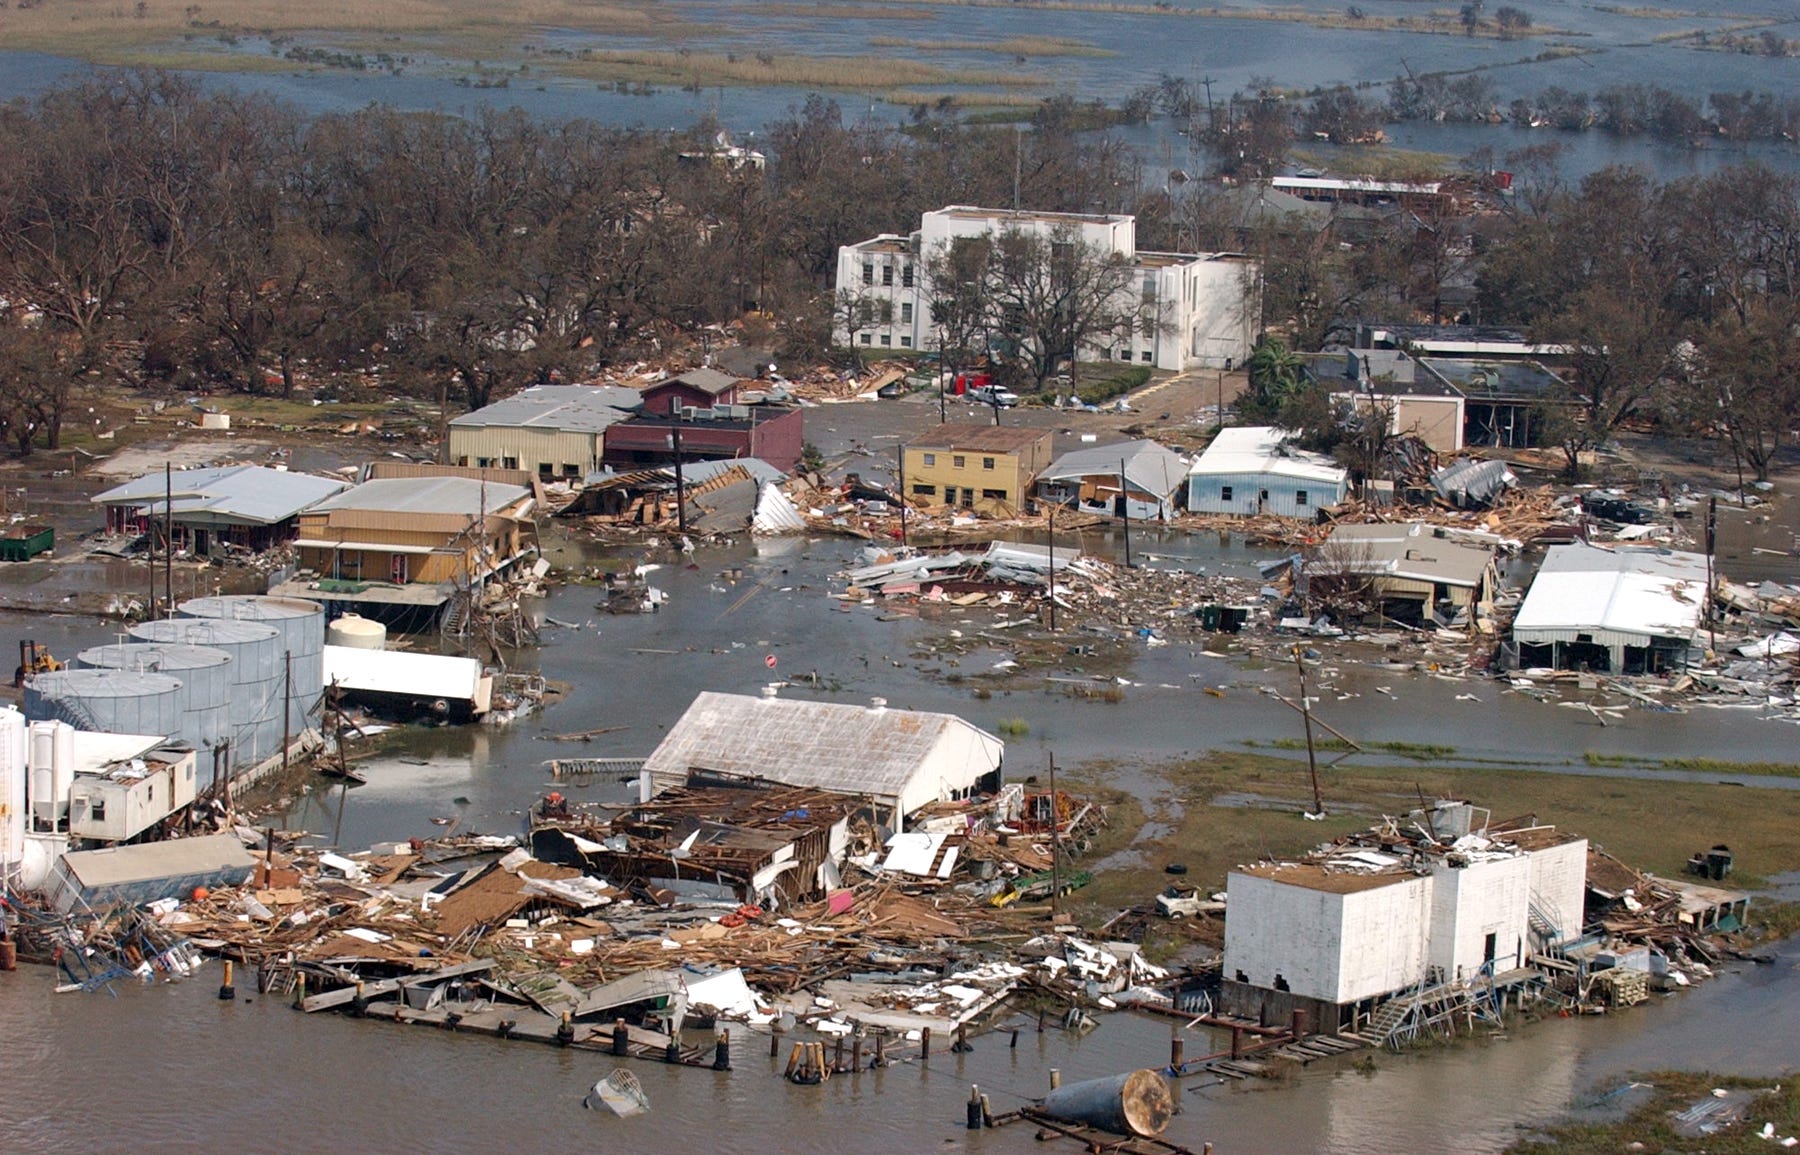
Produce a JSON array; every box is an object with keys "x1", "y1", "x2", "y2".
[
  {"x1": 1039, "y1": 439, "x2": 1189, "y2": 499},
  {"x1": 1188, "y1": 427, "x2": 1346, "y2": 486},
  {"x1": 91, "y1": 465, "x2": 348, "y2": 525},
  {"x1": 59, "y1": 832, "x2": 256, "y2": 889},
  {"x1": 1513, "y1": 543, "x2": 1710, "y2": 645},
  {"x1": 450, "y1": 384, "x2": 642, "y2": 433},
  {"x1": 310, "y1": 477, "x2": 531, "y2": 518},
  {"x1": 321, "y1": 645, "x2": 483, "y2": 701},
  {"x1": 70, "y1": 731, "x2": 169, "y2": 774},
  {"x1": 643, "y1": 691, "x2": 1002, "y2": 804}
]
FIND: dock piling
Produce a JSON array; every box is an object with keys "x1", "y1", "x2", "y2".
[{"x1": 218, "y1": 959, "x2": 235, "y2": 1001}]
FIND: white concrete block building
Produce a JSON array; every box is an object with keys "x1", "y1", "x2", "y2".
[
  {"x1": 1222, "y1": 803, "x2": 1588, "y2": 1032},
  {"x1": 833, "y1": 206, "x2": 1259, "y2": 372}
]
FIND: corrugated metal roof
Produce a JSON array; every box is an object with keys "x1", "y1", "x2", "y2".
[
  {"x1": 1513, "y1": 543, "x2": 1709, "y2": 643},
  {"x1": 322, "y1": 645, "x2": 483, "y2": 700},
  {"x1": 310, "y1": 477, "x2": 530, "y2": 517},
  {"x1": 1039, "y1": 439, "x2": 1189, "y2": 498},
  {"x1": 90, "y1": 465, "x2": 348, "y2": 526},
  {"x1": 59, "y1": 832, "x2": 256, "y2": 890},
  {"x1": 1188, "y1": 426, "x2": 1345, "y2": 486},
  {"x1": 450, "y1": 384, "x2": 643, "y2": 432},
  {"x1": 644, "y1": 691, "x2": 1002, "y2": 801},
  {"x1": 907, "y1": 424, "x2": 1053, "y2": 454}
]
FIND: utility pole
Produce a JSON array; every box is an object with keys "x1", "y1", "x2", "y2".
[
  {"x1": 1705, "y1": 496, "x2": 1717, "y2": 655},
  {"x1": 1294, "y1": 648, "x2": 1324, "y2": 817},
  {"x1": 1119, "y1": 458, "x2": 1132, "y2": 568},
  {"x1": 1217, "y1": 369, "x2": 1225, "y2": 429},
  {"x1": 1046, "y1": 504, "x2": 1057, "y2": 633},
  {"x1": 671, "y1": 424, "x2": 688, "y2": 536},
  {"x1": 897, "y1": 447, "x2": 908, "y2": 550},
  {"x1": 1047, "y1": 751, "x2": 1062, "y2": 922},
  {"x1": 164, "y1": 462, "x2": 174, "y2": 615},
  {"x1": 282, "y1": 651, "x2": 293, "y2": 774}
]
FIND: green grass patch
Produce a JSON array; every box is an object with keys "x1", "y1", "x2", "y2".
[
  {"x1": 996, "y1": 717, "x2": 1030, "y2": 737},
  {"x1": 1584, "y1": 751, "x2": 1800, "y2": 778},
  {"x1": 1271, "y1": 737, "x2": 1456, "y2": 761},
  {"x1": 867, "y1": 34, "x2": 1115, "y2": 58},
  {"x1": 1510, "y1": 1071, "x2": 1800, "y2": 1154}
]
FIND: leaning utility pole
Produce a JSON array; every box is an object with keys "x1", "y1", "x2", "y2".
[
  {"x1": 1294, "y1": 648, "x2": 1324, "y2": 816},
  {"x1": 1118, "y1": 458, "x2": 1132, "y2": 568},
  {"x1": 1048, "y1": 751, "x2": 1062, "y2": 922}
]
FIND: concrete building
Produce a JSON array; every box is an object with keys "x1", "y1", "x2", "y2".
[
  {"x1": 448, "y1": 384, "x2": 642, "y2": 480},
  {"x1": 1222, "y1": 802, "x2": 1588, "y2": 1033},
  {"x1": 641, "y1": 690, "x2": 1004, "y2": 827},
  {"x1": 92, "y1": 465, "x2": 349, "y2": 556},
  {"x1": 1035, "y1": 438, "x2": 1189, "y2": 521},
  {"x1": 1186, "y1": 426, "x2": 1347, "y2": 517},
  {"x1": 602, "y1": 369, "x2": 805, "y2": 474},
  {"x1": 902, "y1": 424, "x2": 1055, "y2": 515},
  {"x1": 834, "y1": 205, "x2": 1259, "y2": 372},
  {"x1": 1511, "y1": 543, "x2": 1711, "y2": 674}
]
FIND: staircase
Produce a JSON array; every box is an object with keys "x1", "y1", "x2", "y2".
[
  {"x1": 1362, "y1": 996, "x2": 1416, "y2": 1048},
  {"x1": 439, "y1": 594, "x2": 471, "y2": 637},
  {"x1": 1527, "y1": 894, "x2": 1564, "y2": 952}
]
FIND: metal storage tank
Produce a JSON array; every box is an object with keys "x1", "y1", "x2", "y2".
[
  {"x1": 24, "y1": 670, "x2": 184, "y2": 745},
  {"x1": 74, "y1": 642, "x2": 234, "y2": 752},
  {"x1": 0, "y1": 707, "x2": 26, "y2": 878},
  {"x1": 326, "y1": 614, "x2": 387, "y2": 651},
  {"x1": 178, "y1": 595, "x2": 325, "y2": 737},
  {"x1": 131, "y1": 618, "x2": 283, "y2": 768}
]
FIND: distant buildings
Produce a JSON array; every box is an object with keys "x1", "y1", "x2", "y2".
[
  {"x1": 1301, "y1": 346, "x2": 1574, "y2": 452},
  {"x1": 901, "y1": 424, "x2": 1055, "y2": 515},
  {"x1": 1186, "y1": 426, "x2": 1347, "y2": 517},
  {"x1": 835, "y1": 205, "x2": 1259, "y2": 372}
]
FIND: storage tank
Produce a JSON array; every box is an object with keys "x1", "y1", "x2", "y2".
[
  {"x1": 75, "y1": 642, "x2": 234, "y2": 751},
  {"x1": 26, "y1": 719, "x2": 73, "y2": 830},
  {"x1": 327, "y1": 614, "x2": 387, "y2": 651},
  {"x1": 0, "y1": 707, "x2": 27, "y2": 877},
  {"x1": 131, "y1": 618, "x2": 282, "y2": 767},
  {"x1": 178, "y1": 595, "x2": 325, "y2": 739},
  {"x1": 25, "y1": 669, "x2": 183, "y2": 749}
]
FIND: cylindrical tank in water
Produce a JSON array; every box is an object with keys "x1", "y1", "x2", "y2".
[
  {"x1": 24, "y1": 670, "x2": 185, "y2": 742},
  {"x1": 75, "y1": 642, "x2": 234, "y2": 751},
  {"x1": 1038, "y1": 1070, "x2": 1174, "y2": 1138},
  {"x1": 326, "y1": 614, "x2": 387, "y2": 651},
  {"x1": 130, "y1": 618, "x2": 282, "y2": 765},
  {"x1": 178, "y1": 595, "x2": 325, "y2": 738},
  {"x1": 0, "y1": 707, "x2": 26, "y2": 871}
]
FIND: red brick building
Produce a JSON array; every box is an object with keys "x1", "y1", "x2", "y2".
[{"x1": 602, "y1": 368, "x2": 805, "y2": 473}]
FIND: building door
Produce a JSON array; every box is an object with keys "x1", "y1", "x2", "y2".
[
  {"x1": 1483, "y1": 932, "x2": 1497, "y2": 965},
  {"x1": 390, "y1": 554, "x2": 408, "y2": 583}
]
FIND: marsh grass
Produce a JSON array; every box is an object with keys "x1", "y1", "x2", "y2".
[
  {"x1": 554, "y1": 49, "x2": 1042, "y2": 89},
  {"x1": 867, "y1": 34, "x2": 1114, "y2": 57}
]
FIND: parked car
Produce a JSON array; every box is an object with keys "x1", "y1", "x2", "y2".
[
  {"x1": 876, "y1": 380, "x2": 907, "y2": 399},
  {"x1": 968, "y1": 384, "x2": 1020, "y2": 408},
  {"x1": 1155, "y1": 884, "x2": 1226, "y2": 920}
]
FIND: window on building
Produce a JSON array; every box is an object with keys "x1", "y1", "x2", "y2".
[
  {"x1": 879, "y1": 334, "x2": 891, "y2": 346},
  {"x1": 862, "y1": 261, "x2": 873, "y2": 286},
  {"x1": 539, "y1": 463, "x2": 554, "y2": 478},
  {"x1": 982, "y1": 457, "x2": 995, "y2": 470},
  {"x1": 476, "y1": 457, "x2": 493, "y2": 468},
  {"x1": 860, "y1": 333, "x2": 872, "y2": 345},
  {"x1": 1140, "y1": 351, "x2": 1152, "y2": 363},
  {"x1": 1220, "y1": 485, "x2": 1234, "y2": 502},
  {"x1": 503, "y1": 456, "x2": 519, "y2": 469},
  {"x1": 952, "y1": 455, "x2": 966, "y2": 469},
  {"x1": 900, "y1": 302, "x2": 913, "y2": 323},
  {"x1": 982, "y1": 488, "x2": 1005, "y2": 500},
  {"x1": 1119, "y1": 349, "x2": 1132, "y2": 361},
  {"x1": 902, "y1": 263, "x2": 914, "y2": 288},
  {"x1": 912, "y1": 484, "x2": 936, "y2": 497},
  {"x1": 91, "y1": 799, "x2": 106, "y2": 822},
  {"x1": 455, "y1": 456, "x2": 469, "y2": 467},
  {"x1": 882, "y1": 263, "x2": 894, "y2": 286},
  {"x1": 960, "y1": 489, "x2": 974, "y2": 508},
  {"x1": 922, "y1": 453, "x2": 936, "y2": 466},
  {"x1": 563, "y1": 464, "x2": 580, "y2": 478},
  {"x1": 900, "y1": 336, "x2": 912, "y2": 348},
  {"x1": 1296, "y1": 490, "x2": 1309, "y2": 507}
]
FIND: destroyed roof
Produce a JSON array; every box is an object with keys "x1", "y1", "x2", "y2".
[
  {"x1": 1237, "y1": 860, "x2": 1419, "y2": 894},
  {"x1": 90, "y1": 465, "x2": 349, "y2": 526},
  {"x1": 584, "y1": 457, "x2": 787, "y2": 491},
  {"x1": 1038, "y1": 439, "x2": 1189, "y2": 498},
  {"x1": 309, "y1": 476, "x2": 532, "y2": 518},
  {"x1": 450, "y1": 384, "x2": 643, "y2": 432},
  {"x1": 1187, "y1": 426, "x2": 1346, "y2": 485},
  {"x1": 906, "y1": 424, "x2": 1053, "y2": 454},
  {"x1": 643, "y1": 691, "x2": 1002, "y2": 804},
  {"x1": 57, "y1": 832, "x2": 256, "y2": 891},
  {"x1": 1432, "y1": 458, "x2": 1517, "y2": 506},
  {"x1": 1323, "y1": 522, "x2": 1495, "y2": 588},
  {"x1": 1513, "y1": 542, "x2": 1710, "y2": 645},
  {"x1": 1421, "y1": 357, "x2": 1567, "y2": 402}
]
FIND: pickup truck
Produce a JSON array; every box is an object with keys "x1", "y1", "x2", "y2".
[
  {"x1": 968, "y1": 384, "x2": 1020, "y2": 408},
  {"x1": 1155, "y1": 884, "x2": 1226, "y2": 920}
]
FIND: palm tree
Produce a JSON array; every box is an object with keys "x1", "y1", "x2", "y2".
[{"x1": 1243, "y1": 334, "x2": 1305, "y2": 421}]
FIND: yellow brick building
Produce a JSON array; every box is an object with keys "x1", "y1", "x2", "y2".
[{"x1": 901, "y1": 425, "x2": 1054, "y2": 516}]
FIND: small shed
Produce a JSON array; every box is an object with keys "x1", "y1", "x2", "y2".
[
  {"x1": 48, "y1": 832, "x2": 256, "y2": 912},
  {"x1": 641, "y1": 691, "x2": 1004, "y2": 827},
  {"x1": 1035, "y1": 439, "x2": 1189, "y2": 521},
  {"x1": 1186, "y1": 426, "x2": 1347, "y2": 518},
  {"x1": 1313, "y1": 522, "x2": 1498, "y2": 625}
]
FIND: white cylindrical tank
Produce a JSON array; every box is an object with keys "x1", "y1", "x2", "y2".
[
  {"x1": 177, "y1": 595, "x2": 325, "y2": 741},
  {"x1": 0, "y1": 706, "x2": 26, "y2": 877},
  {"x1": 75, "y1": 642, "x2": 234, "y2": 751},
  {"x1": 131, "y1": 618, "x2": 283, "y2": 767},
  {"x1": 25, "y1": 718, "x2": 76, "y2": 830},
  {"x1": 25, "y1": 671, "x2": 184, "y2": 742},
  {"x1": 326, "y1": 614, "x2": 387, "y2": 651}
]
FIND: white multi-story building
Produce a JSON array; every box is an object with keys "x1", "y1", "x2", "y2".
[{"x1": 833, "y1": 206, "x2": 1259, "y2": 372}]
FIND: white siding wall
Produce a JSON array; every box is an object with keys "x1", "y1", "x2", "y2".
[
  {"x1": 1223, "y1": 873, "x2": 1347, "y2": 1002},
  {"x1": 1188, "y1": 472, "x2": 1342, "y2": 518},
  {"x1": 1429, "y1": 856, "x2": 1531, "y2": 981},
  {"x1": 897, "y1": 724, "x2": 1004, "y2": 820},
  {"x1": 1526, "y1": 838, "x2": 1589, "y2": 946},
  {"x1": 1334, "y1": 877, "x2": 1434, "y2": 1002}
]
